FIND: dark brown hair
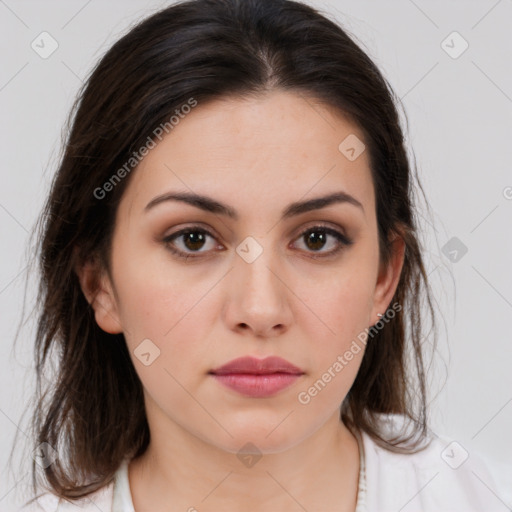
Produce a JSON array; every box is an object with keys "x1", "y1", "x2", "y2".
[{"x1": 16, "y1": 0, "x2": 438, "y2": 503}]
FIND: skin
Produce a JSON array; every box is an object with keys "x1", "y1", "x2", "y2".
[{"x1": 78, "y1": 90, "x2": 405, "y2": 512}]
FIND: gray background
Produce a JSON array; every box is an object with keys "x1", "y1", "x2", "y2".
[{"x1": 1, "y1": 0, "x2": 511, "y2": 508}]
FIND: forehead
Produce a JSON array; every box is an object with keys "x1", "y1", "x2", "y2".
[{"x1": 121, "y1": 90, "x2": 374, "y2": 220}]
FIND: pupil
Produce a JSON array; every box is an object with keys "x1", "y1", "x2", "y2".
[
  {"x1": 306, "y1": 231, "x2": 326, "y2": 251},
  {"x1": 184, "y1": 232, "x2": 205, "y2": 251}
]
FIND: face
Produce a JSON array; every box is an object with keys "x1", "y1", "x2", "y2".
[{"x1": 81, "y1": 90, "x2": 404, "y2": 455}]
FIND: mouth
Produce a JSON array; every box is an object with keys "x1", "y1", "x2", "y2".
[{"x1": 209, "y1": 356, "x2": 304, "y2": 398}]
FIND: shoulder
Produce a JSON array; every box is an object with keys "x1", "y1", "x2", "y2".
[
  {"x1": 361, "y1": 414, "x2": 512, "y2": 512},
  {"x1": 17, "y1": 481, "x2": 114, "y2": 512}
]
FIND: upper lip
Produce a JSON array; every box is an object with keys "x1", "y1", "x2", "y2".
[{"x1": 209, "y1": 356, "x2": 304, "y2": 375}]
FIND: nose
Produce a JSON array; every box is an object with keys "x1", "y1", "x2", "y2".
[{"x1": 222, "y1": 244, "x2": 293, "y2": 339}]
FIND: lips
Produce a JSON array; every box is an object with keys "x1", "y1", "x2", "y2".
[
  {"x1": 209, "y1": 356, "x2": 304, "y2": 376},
  {"x1": 209, "y1": 356, "x2": 304, "y2": 398}
]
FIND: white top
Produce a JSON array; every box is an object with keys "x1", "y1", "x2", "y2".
[{"x1": 20, "y1": 424, "x2": 512, "y2": 511}]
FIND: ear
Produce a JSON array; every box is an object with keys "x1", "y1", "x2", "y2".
[
  {"x1": 75, "y1": 256, "x2": 123, "y2": 334},
  {"x1": 371, "y1": 232, "x2": 406, "y2": 324}
]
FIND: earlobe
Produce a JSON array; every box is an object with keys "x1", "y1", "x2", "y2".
[{"x1": 75, "y1": 258, "x2": 123, "y2": 335}]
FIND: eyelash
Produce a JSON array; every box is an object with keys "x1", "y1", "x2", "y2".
[{"x1": 162, "y1": 224, "x2": 353, "y2": 261}]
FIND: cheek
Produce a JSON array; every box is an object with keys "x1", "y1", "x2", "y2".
[
  {"x1": 111, "y1": 244, "x2": 219, "y2": 370},
  {"x1": 115, "y1": 265, "x2": 181, "y2": 339},
  {"x1": 111, "y1": 233, "x2": 193, "y2": 335},
  {"x1": 294, "y1": 260, "x2": 376, "y2": 396},
  {"x1": 111, "y1": 254, "x2": 213, "y2": 409},
  {"x1": 302, "y1": 265, "x2": 375, "y2": 343}
]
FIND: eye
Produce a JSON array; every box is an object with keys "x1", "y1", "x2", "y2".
[
  {"x1": 162, "y1": 224, "x2": 353, "y2": 261},
  {"x1": 291, "y1": 225, "x2": 353, "y2": 258},
  {"x1": 163, "y1": 227, "x2": 220, "y2": 260}
]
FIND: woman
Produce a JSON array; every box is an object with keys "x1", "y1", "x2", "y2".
[{"x1": 17, "y1": 0, "x2": 510, "y2": 510}]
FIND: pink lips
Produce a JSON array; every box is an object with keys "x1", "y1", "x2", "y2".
[{"x1": 209, "y1": 356, "x2": 304, "y2": 398}]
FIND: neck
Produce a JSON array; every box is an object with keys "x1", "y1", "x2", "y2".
[{"x1": 128, "y1": 409, "x2": 361, "y2": 512}]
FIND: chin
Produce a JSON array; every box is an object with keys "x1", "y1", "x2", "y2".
[{"x1": 203, "y1": 424, "x2": 305, "y2": 456}]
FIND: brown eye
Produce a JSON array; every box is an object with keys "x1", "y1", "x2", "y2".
[
  {"x1": 163, "y1": 228, "x2": 219, "y2": 259},
  {"x1": 304, "y1": 230, "x2": 328, "y2": 251},
  {"x1": 293, "y1": 226, "x2": 353, "y2": 258},
  {"x1": 180, "y1": 231, "x2": 208, "y2": 251},
  {"x1": 162, "y1": 224, "x2": 353, "y2": 261}
]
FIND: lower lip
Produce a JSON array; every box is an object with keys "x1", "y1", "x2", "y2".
[{"x1": 210, "y1": 373, "x2": 302, "y2": 397}]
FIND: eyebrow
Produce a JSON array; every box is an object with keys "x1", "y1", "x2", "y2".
[{"x1": 144, "y1": 190, "x2": 364, "y2": 219}]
